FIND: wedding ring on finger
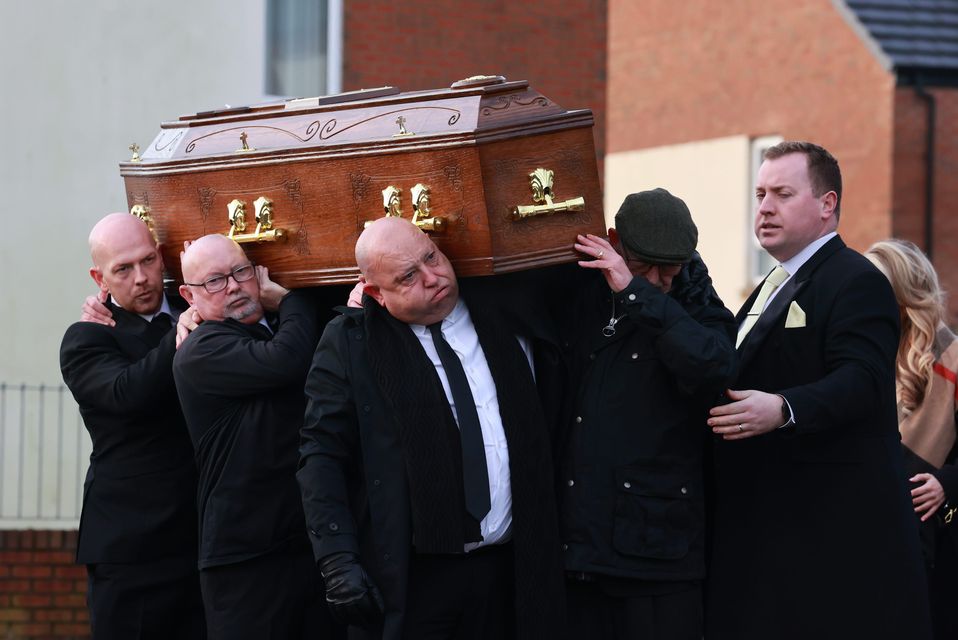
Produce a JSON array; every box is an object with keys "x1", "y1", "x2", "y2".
[
  {"x1": 597, "y1": 251, "x2": 604, "y2": 259},
  {"x1": 738, "y1": 424, "x2": 744, "y2": 433}
]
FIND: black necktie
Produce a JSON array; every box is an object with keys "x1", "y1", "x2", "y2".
[{"x1": 428, "y1": 321, "x2": 491, "y2": 524}]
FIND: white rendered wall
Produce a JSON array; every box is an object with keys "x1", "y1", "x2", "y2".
[{"x1": 0, "y1": 0, "x2": 266, "y2": 527}]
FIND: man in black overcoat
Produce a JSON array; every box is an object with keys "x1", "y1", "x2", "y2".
[
  {"x1": 297, "y1": 217, "x2": 565, "y2": 640},
  {"x1": 706, "y1": 141, "x2": 932, "y2": 639},
  {"x1": 172, "y1": 234, "x2": 338, "y2": 640},
  {"x1": 60, "y1": 213, "x2": 204, "y2": 639}
]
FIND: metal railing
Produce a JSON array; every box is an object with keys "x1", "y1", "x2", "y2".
[{"x1": 0, "y1": 383, "x2": 88, "y2": 529}]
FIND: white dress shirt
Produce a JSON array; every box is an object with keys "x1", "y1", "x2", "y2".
[{"x1": 409, "y1": 298, "x2": 533, "y2": 551}]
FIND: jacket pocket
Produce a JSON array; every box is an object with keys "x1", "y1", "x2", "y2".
[{"x1": 612, "y1": 465, "x2": 693, "y2": 560}]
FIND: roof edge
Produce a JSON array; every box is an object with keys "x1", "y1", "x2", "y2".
[
  {"x1": 897, "y1": 68, "x2": 958, "y2": 89},
  {"x1": 831, "y1": 0, "x2": 894, "y2": 73}
]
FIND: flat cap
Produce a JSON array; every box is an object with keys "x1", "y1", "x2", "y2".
[{"x1": 614, "y1": 188, "x2": 698, "y2": 264}]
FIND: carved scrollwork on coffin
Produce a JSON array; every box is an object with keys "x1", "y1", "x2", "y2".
[
  {"x1": 350, "y1": 173, "x2": 372, "y2": 204},
  {"x1": 481, "y1": 94, "x2": 550, "y2": 116},
  {"x1": 317, "y1": 106, "x2": 462, "y2": 141},
  {"x1": 184, "y1": 122, "x2": 321, "y2": 154},
  {"x1": 198, "y1": 188, "x2": 218, "y2": 224},
  {"x1": 284, "y1": 179, "x2": 303, "y2": 206},
  {"x1": 153, "y1": 130, "x2": 185, "y2": 154},
  {"x1": 443, "y1": 165, "x2": 463, "y2": 192}
]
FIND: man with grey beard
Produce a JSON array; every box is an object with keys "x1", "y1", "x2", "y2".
[{"x1": 173, "y1": 234, "x2": 339, "y2": 640}]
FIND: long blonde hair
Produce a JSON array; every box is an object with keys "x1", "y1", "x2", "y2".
[{"x1": 865, "y1": 239, "x2": 945, "y2": 415}]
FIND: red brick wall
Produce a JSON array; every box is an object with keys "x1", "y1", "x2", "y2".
[
  {"x1": 0, "y1": 530, "x2": 89, "y2": 640},
  {"x1": 342, "y1": 0, "x2": 608, "y2": 171},
  {"x1": 893, "y1": 86, "x2": 958, "y2": 325},
  {"x1": 607, "y1": 0, "x2": 896, "y2": 254}
]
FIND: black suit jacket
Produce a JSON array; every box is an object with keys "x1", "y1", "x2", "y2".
[
  {"x1": 60, "y1": 296, "x2": 198, "y2": 564},
  {"x1": 707, "y1": 236, "x2": 932, "y2": 639},
  {"x1": 172, "y1": 291, "x2": 321, "y2": 569}
]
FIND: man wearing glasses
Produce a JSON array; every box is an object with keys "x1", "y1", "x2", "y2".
[{"x1": 172, "y1": 234, "x2": 337, "y2": 640}]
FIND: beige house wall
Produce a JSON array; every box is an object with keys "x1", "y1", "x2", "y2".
[{"x1": 605, "y1": 135, "x2": 754, "y2": 313}]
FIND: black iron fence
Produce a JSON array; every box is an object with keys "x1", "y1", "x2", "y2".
[{"x1": 0, "y1": 383, "x2": 87, "y2": 528}]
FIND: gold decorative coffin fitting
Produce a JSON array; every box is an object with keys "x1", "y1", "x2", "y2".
[{"x1": 119, "y1": 76, "x2": 603, "y2": 287}]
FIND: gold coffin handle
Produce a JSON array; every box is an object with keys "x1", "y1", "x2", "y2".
[
  {"x1": 363, "y1": 184, "x2": 445, "y2": 232},
  {"x1": 129, "y1": 204, "x2": 158, "y2": 242},
  {"x1": 411, "y1": 183, "x2": 445, "y2": 233},
  {"x1": 226, "y1": 197, "x2": 286, "y2": 244},
  {"x1": 511, "y1": 167, "x2": 585, "y2": 220}
]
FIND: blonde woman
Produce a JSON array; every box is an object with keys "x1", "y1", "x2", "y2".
[{"x1": 866, "y1": 238, "x2": 957, "y2": 639}]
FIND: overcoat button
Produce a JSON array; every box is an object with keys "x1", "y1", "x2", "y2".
[
  {"x1": 363, "y1": 405, "x2": 371, "y2": 413},
  {"x1": 373, "y1": 479, "x2": 381, "y2": 486},
  {"x1": 567, "y1": 479, "x2": 575, "y2": 487},
  {"x1": 631, "y1": 353, "x2": 638, "y2": 360},
  {"x1": 681, "y1": 487, "x2": 688, "y2": 495},
  {"x1": 623, "y1": 481, "x2": 631, "y2": 489},
  {"x1": 575, "y1": 416, "x2": 583, "y2": 423},
  {"x1": 628, "y1": 293, "x2": 636, "y2": 301},
  {"x1": 329, "y1": 522, "x2": 339, "y2": 531}
]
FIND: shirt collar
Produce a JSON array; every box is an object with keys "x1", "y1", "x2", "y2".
[
  {"x1": 257, "y1": 317, "x2": 273, "y2": 334},
  {"x1": 780, "y1": 231, "x2": 837, "y2": 276},
  {"x1": 124, "y1": 294, "x2": 174, "y2": 323},
  {"x1": 409, "y1": 297, "x2": 466, "y2": 337}
]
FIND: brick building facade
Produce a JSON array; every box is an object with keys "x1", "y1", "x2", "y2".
[
  {"x1": 342, "y1": 0, "x2": 609, "y2": 167},
  {"x1": 0, "y1": 532, "x2": 87, "y2": 639},
  {"x1": 604, "y1": 0, "x2": 958, "y2": 319}
]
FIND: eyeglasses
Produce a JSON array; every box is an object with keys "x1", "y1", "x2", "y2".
[
  {"x1": 184, "y1": 263, "x2": 255, "y2": 294},
  {"x1": 619, "y1": 245, "x2": 683, "y2": 273}
]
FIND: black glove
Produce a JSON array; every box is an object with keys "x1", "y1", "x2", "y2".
[
  {"x1": 319, "y1": 551, "x2": 384, "y2": 627},
  {"x1": 671, "y1": 251, "x2": 723, "y2": 307}
]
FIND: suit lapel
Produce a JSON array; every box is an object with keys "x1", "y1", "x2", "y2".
[
  {"x1": 109, "y1": 302, "x2": 159, "y2": 347},
  {"x1": 736, "y1": 235, "x2": 846, "y2": 371}
]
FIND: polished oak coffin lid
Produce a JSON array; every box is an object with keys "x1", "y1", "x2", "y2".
[{"x1": 120, "y1": 76, "x2": 603, "y2": 286}]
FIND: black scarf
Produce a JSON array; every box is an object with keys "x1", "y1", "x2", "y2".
[{"x1": 364, "y1": 299, "x2": 478, "y2": 552}]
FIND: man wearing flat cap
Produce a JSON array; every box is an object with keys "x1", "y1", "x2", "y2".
[{"x1": 558, "y1": 188, "x2": 736, "y2": 640}]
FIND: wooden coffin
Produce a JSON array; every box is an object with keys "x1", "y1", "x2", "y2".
[{"x1": 120, "y1": 75, "x2": 604, "y2": 287}]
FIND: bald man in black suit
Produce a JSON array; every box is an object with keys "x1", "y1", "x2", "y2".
[{"x1": 60, "y1": 213, "x2": 204, "y2": 640}]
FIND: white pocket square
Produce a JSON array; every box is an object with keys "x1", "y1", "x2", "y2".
[{"x1": 785, "y1": 301, "x2": 806, "y2": 328}]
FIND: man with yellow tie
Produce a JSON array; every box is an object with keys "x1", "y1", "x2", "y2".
[{"x1": 704, "y1": 141, "x2": 932, "y2": 640}]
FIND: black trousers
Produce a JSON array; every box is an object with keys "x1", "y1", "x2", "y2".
[
  {"x1": 86, "y1": 556, "x2": 205, "y2": 640},
  {"x1": 565, "y1": 576, "x2": 702, "y2": 640},
  {"x1": 931, "y1": 531, "x2": 958, "y2": 640},
  {"x1": 200, "y1": 548, "x2": 343, "y2": 640},
  {"x1": 402, "y1": 543, "x2": 515, "y2": 640}
]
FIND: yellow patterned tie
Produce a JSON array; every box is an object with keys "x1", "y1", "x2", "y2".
[{"x1": 736, "y1": 265, "x2": 790, "y2": 348}]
